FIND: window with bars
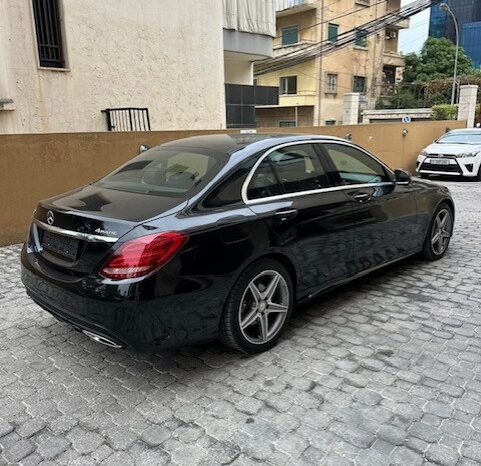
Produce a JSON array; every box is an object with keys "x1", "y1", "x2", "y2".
[
  {"x1": 32, "y1": 0, "x2": 65, "y2": 68},
  {"x1": 102, "y1": 108, "x2": 151, "y2": 132},
  {"x1": 326, "y1": 73, "x2": 338, "y2": 93}
]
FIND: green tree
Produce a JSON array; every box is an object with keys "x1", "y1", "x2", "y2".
[
  {"x1": 403, "y1": 37, "x2": 473, "y2": 83},
  {"x1": 403, "y1": 53, "x2": 421, "y2": 83}
]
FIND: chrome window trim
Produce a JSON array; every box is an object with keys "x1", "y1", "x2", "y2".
[
  {"x1": 244, "y1": 182, "x2": 395, "y2": 205},
  {"x1": 33, "y1": 219, "x2": 119, "y2": 243},
  {"x1": 241, "y1": 139, "x2": 395, "y2": 205}
]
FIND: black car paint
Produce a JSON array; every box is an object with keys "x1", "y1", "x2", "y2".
[{"x1": 21, "y1": 134, "x2": 454, "y2": 351}]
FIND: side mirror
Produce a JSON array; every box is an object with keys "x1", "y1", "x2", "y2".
[
  {"x1": 139, "y1": 144, "x2": 151, "y2": 153},
  {"x1": 394, "y1": 168, "x2": 412, "y2": 184}
]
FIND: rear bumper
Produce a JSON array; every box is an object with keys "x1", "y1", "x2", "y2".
[{"x1": 21, "y1": 245, "x2": 224, "y2": 351}]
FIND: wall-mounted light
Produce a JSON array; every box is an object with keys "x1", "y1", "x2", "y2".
[{"x1": 402, "y1": 129, "x2": 408, "y2": 137}]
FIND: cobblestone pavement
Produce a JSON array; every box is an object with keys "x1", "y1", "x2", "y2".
[{"x1": 1, "y1": 180, "x2": 481, "y2": 466}]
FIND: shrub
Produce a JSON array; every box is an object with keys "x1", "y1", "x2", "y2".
[{"x1": 432, "y1": 104, "x2": 458, "y2": 121}]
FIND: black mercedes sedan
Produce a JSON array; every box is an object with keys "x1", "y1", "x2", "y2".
[{"x1": 21, "y1": 134, "x2": 454, "y2": 353}]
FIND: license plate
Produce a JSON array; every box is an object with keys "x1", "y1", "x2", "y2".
[
  {"x1": 429, "y1": 158, "x2": 451, "y2": 165},
  {"x1": 42, "y1": 230, "x2": 79, "y2": 260}
]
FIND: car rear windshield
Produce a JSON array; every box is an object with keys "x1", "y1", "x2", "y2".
[
  {"x1": 95, "y1": 146, "x2": 226, "y2": 197},
  {"x1": 437, "y1": 132, "x2": 481, "y2": 145}
]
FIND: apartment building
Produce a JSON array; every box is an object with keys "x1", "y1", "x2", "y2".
[
  {"x1": 0, "y1": 0, "x2": 276, "y2": 133},
  {"x1": 254, "y1": 0, "x2": 408, "y2": 127}
]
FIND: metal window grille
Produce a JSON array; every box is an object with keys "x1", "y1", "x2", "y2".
[
  {"x1": 32, "y1": 0, "x2": 65, "y2": 68},
  {"x1": 327, "y1": 74, "x2": 338, "y2": 93},
  {"x1": 102, "y1": 108, "x2": 151, "y2": 132}
]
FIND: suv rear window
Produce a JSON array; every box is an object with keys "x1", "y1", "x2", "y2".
[{"x1": 96, "y1": 146, "x2": 225, "y2": 197}]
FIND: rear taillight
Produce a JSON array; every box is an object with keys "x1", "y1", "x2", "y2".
[{"x1": 100, "y1": 231, "x2": 188, "y2": 280}]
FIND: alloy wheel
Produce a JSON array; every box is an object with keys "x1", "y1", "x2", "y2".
[
  {"x1": 431, "y1": 208, "x2": 452, "y2": 256},
  {"x1": 238, "y1": 270, "x2": 289, "y2": 345}
]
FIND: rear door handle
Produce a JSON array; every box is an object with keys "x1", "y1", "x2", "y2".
[
  {"x1": 274, "y1": 208, "x2": 298, "y2": 222},
  {"x1": 351, "y1": 192, "x2": 371, "y2": 202}
]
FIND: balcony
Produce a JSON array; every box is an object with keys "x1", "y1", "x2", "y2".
[
  {"x1": 272, "y1": 40, "x2": 317, "y2": 56},
  {"x1": 257, "y1": 90, "x2": 317, "y2": 108},
  {"x1": 383, "y1": 51, "x2": 405, "y2": 68},
  {"x1": 276, "y1": 0, "x2": 317, "y2": 17},
  {"x1": 389, "y1": 18, "x2": 410, "y2": 30}
]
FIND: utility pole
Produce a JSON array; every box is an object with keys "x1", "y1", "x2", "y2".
[
  {"x1": 440, "y1": 3, "x2": 459, "y2": 105},
  {"x1": 315, "y1": 0, "x2": 324, "y2": 126}
]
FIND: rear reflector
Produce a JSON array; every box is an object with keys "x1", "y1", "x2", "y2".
[{"x1": 100, "y1": 231, "x2": 188, "y2": 280}]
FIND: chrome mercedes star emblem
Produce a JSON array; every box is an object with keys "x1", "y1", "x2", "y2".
[{"x1": 46, "y1": 210, "x2": 55, "y2": 225}]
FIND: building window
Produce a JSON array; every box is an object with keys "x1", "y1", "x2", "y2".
[
  {"x1": 326, "y1": 73, "x2": 338, "y2": 93},
  {"x1": 353, "y1": 76, "x2": 367, "y2": 93},
  {"x1": 355, "y1": 29, "x2": 368, "y2": 47},
  {"x1": 279, "y1": 76, "x2": 297, "y2": 95},
  {"x1": 328, "y1": 23, "x2": 339, "y2": 42},
  {"x1": 325, "y1": 120, "x2": 336, "y2": 126},
  {"x1": 281, "y1": 26, "x2": 299, "y2": 46},
  {"x1": 32, "y1": 0, "x2": 65, "y2": 68},
  {"x1": 279, "y1": 120, "x2": 296, "y2": 128}
]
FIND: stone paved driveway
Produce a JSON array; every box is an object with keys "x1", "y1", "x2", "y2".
[{"x1": 1, "y1": 181, "x2": 481, "y2": 466}]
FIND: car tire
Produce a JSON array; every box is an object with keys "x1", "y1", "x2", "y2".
[
  {"x1": 475, "y1": 166, "x2": 481, "y2": 181},
  {"x1": 420, "y1": 202, "x2": 454, "y2": 261},
  {"x1": 219, "y1": 259, "x2": 294, "y2": 354}
]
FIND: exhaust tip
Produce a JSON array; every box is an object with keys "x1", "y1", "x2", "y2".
[{"x1": 82, "y1": 330, "x2": 123, "y2": 349}]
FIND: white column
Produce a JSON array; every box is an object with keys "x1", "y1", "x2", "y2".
[
  {"x1": 343, "y1": 93, "x2": 360, "y2": 125},
  {"x1": 457, "y1": 85, "x2": 478, "y2": 128}
]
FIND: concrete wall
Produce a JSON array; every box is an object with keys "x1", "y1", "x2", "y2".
[
  {"x1": 0, "y1": 0, "x2": 226, "y2": 134},
  {"x1": 224, "y1": 57, "x2": 254, "y2": 85},
  {"x1": 0, "y1": 120, "x2": 465, "y2": 246}
]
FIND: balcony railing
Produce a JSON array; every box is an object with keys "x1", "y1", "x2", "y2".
[{"x1": 276, "y1": 0, "x2": 316, "y2": 13}]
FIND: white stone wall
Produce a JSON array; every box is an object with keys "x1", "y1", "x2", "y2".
[{"x1": 0, "y1": 0, "x2": 226, "y2": 134}]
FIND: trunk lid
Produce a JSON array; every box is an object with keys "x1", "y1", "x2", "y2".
[{"x1": 31, "y1": 184, "x2": 187, "y2": 275}]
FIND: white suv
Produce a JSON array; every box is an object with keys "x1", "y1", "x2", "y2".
[{"x1": 417, "y1": 128, "x2": 481, "y2": 180}]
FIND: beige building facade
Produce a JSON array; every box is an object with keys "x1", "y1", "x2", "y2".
[
  {"x1": 255, "y1": 0, "x2": 408, "y2": 128},
  {"x1": 0, "y1": 0, "x2": 275, "y2": 134}
]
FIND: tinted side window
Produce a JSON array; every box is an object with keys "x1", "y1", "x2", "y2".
[
  {"x1": 247, "y1": 159, "x2": 283, "y2": 200},
  {"x1": 324, "y1": 144, "x2": 391, "y2": 185},
  {"x1": 269, "y1": 144, "x2": 330, "y2": 193}
]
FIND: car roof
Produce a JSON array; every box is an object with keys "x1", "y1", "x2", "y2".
[
  {"x1": 160, "y1": 133, "x2": 348, "y2": 155},
  {"x1": 447, "y1": 128, "x2": 481, "y2": 133}
]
